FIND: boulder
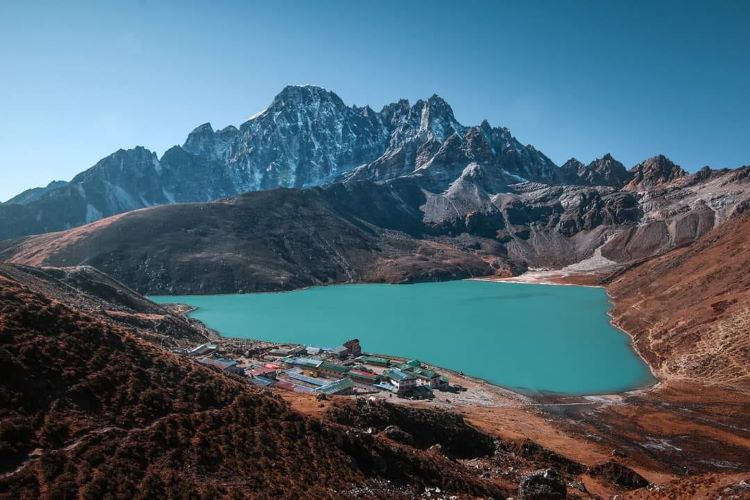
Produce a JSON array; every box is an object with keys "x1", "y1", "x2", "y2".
[
  {"x1": 588, "y1": 461, "x2": 649, "y2": 490},
  {"x1": 518, "y1": 468, "x2": 566, "y2": 499},
  {"x1": 382, "y1": 425, "x2": 414, "y2": 446},
  {"x1": 428, "y1": 443, "x2": 444, "y2": 455}
]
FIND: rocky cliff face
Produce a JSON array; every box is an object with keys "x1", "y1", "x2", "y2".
[
  {"x1": 344, "y1": 111, "x2": 559, "y2": 191},
  {"x1": 183, "y1": 85, "x2": 393, "y2": 190},
  {"x1": 624, "y1": 154, "x2": 687, "y2": 191}
]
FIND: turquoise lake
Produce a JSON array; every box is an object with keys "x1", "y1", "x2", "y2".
[{"x1": 151, "y1": 280, "x2": 654, "y2": 395}]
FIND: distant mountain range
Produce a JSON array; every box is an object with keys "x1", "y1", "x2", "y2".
[
  {"x1": 0, "y1": 84, "x2": 726, "y2": 241},
  {"x1": 1, "y1": 85, "x2": 749, "y2": 294}
]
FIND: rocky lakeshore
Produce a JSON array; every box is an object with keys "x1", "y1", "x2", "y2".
[{"x1": 157, "y1": 238, "x2": 750, "y2": 497}]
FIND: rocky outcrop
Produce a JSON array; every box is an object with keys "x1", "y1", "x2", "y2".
[
  {"x1": 345, "y1": 115, "x2": 559, "y2": 190},
  {"x1": 327, "y1": 398, "x2": 496, "y2": 459},
  {"x1": 501, "y1": 439, "x2": 584, "y2": 475},
  {"x1": 560, "y1": 153, "x2": 632, "y2": 187},
  {"x1": 206, "y1": 85, "x2": 392, "y2": 189},
  {"x1": 517, "y1": 468, "x2": 566, "y2": 499},
  {"x1": 588, "y1": 461, "x2": 649, "y2": 489},
  {"x1": 350, "y1": 95, "x2": 464, "y2": 185},
  {"x1": 382, "y1": 425, "x2": 415, "y2": 446},
  {"x1": 625, "y1": 154, "x2": 687, "y2": 190}
]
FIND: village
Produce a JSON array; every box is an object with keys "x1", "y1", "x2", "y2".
[{"x1": 175, "y1": 338, "x2": 457, "y2": 399}]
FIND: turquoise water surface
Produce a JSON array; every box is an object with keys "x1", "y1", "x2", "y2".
[{"x1": 151, "y1": 280, "x2": 654, "y2": 395}]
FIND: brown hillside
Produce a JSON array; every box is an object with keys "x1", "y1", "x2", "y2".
[
  {"x1": 0, "y1": 188, "x2": 499, "y2": 295},
  {"x1": 0, "y1": 263, "x2": 207, "y2": 346},
  {"x1": 2, "y1": 257, "x2": 749, "y2": 497},
  {"x1": 607, "y1": 214, "x2": 750, "y2": 391},
  {"x1": 0, "y1": 272, "x2": 512, "y2": 498}
]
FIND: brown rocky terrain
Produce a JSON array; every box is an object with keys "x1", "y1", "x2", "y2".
[
  {"x1": 0, "y1": 262, "x2": 207, "y2": 346},
  {"x1": 607, "y1": 213, "x2": 750, "y2": 390},
  {"x1": 438, "y1": 213, "x2": 750, "y2": 497},
  {"x1": 557, "y1": 214, "x2": 750, "y2": 496},
  {"x1": 0, "y1": 266, "x2": 514, "y2": 498},
  {"x1": 0, "y1": 182, "x2": 511, "y2": 294},
  {"x1": 3, "y1": 261, "x2": 699, "y2": 499}
]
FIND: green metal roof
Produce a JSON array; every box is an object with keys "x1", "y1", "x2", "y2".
[
  {"x1": 356, "y1": 355, "x2": 391, "y2": 365},
  {"x1": 316, "y1": 378, "x2": 355, "y2": 395},
  {"x1": 384, "y1": 368, "x2": 415, "y2": 382},
  {"x1": 401, "y1": 365, "x2": 438, "y2": 379},
  {"x1": 319, "y1": 362, "x2": 350, "y2": 374},
  {"x1": 405, "y1": 359, "x2": 422, "y2": 367},
  {"x1": 348, "y1": 370, "x2": 379, "y2": 381}
]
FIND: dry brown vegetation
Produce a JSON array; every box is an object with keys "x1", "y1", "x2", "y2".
[
  {"x1": 607, "y1": 213, "x2": 750, "y2": 390},
  {"x1": 0, "y1": 187, "x2": 498, "y2": 295},
  {"x1": 327, "y1": 398, "x2": 496, "y2": 458},
  {"x1": 0, "y1": 272, "x2": 515, "y2": 498}
]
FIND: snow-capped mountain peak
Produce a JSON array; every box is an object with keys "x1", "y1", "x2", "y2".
[{"x1": 2, "y1": 86, "x2": 626, "y2": 238}]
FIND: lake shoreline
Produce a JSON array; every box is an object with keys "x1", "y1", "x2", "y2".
[
  {"x1": 154, "y1": 274, "x2": 659, "y2": 402},
  {"x1": 469, "y1": 273, "x2": 662, "y2": 396}
]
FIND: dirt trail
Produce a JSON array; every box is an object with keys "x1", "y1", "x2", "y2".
[
  {"x1": 1, "y1": 410, "x2": 202, "y2": 480},
  {"x1": 0, "y1": 426, "x2": 117, "y2": 481}
]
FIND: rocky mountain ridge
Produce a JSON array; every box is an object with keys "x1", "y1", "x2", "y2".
[
  {"x1": 559, "y1": 154, "x2": 631, "y2": 188},
  {"x1": 0, "y1": 85, "x2": 727, "y2": 243}
]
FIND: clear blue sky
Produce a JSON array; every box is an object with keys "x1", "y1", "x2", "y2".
[{"x1": 1, "y1": 0, "x2": 748, "y2": 201}]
